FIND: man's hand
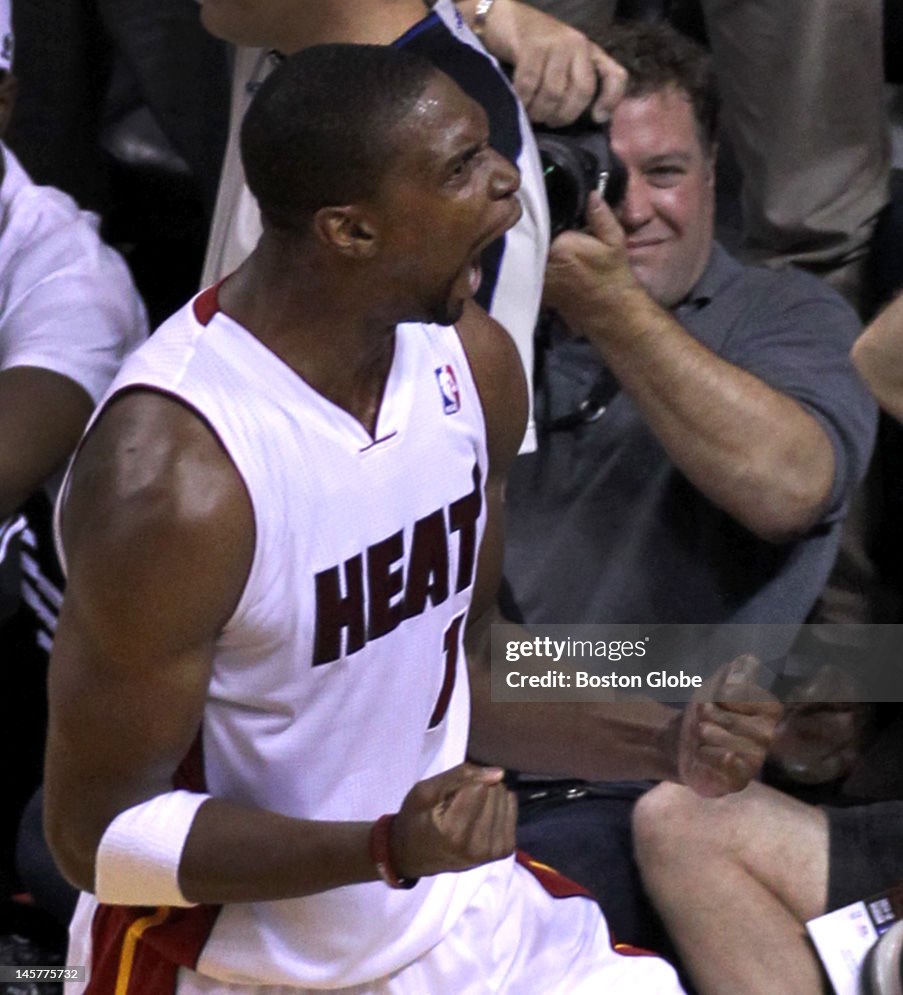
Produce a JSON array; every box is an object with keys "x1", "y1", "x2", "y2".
[
  {"x1": 674, "y1": 655, "x2": 783, "y2": 798},
  {"x1": 390, "y1": 763, "x2": 517, "y2": 879},
  {"x1": 768, "y1": 665, "x2": 871, "y2": 786},
  {"x1": 476, "y1": 1, "x2": 627, "y2": 126},
  {"x1": 544, "y1": 192, "x2": 641, "y2": 331}
]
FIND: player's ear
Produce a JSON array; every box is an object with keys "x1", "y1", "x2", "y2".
[{"x1": 313, "y1": 205, "x2": 379, "y2": 259}]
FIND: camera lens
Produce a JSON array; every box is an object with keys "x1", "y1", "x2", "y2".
[
  {"x1": 542, "y1": 159, "x2": 583, "y2": 238},
  {"x1": 534, "y1": 123, "x2": 627, "y2": 236},
  {"x1": 536, "y1": 136, "x2": 596, "y2": 237}
]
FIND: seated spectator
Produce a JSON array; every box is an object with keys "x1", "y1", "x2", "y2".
[
  {"x1": 501, "y1": 18, "x2": 877, "y2": 945},
  {"x1": 0, "y1": 0, "x2": 147, "y2": 899},
  {"x1": 506, "y1": 20, "x2": 876, "y2": 628},
  {"x1": 198, "y1": 0, "x2": 628, "y2": 452},
  {"x1": 641, "y1": 265, "x2": 903, "y2": 995},
  {"x1": 528, "y1": 0, "x2": 895, "y2": 654},
  {"x1": 633, "y1": 766, "x2": 903, "y2": 994}
]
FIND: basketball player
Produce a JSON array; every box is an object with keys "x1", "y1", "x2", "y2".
[
  {"x1": 198, "y1": 0, "x2": 628, "y2": 452},
  {"x1": 45, "y1": 46, "x2": 778, "y2": 994}
]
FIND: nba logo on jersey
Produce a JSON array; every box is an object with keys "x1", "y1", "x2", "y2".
[{"x1": 435, "y1": 364, "x2": 460, "y2": 414}]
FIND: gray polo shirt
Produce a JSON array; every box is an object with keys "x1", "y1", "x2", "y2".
[{"x1": 503, "y1": 243, "x2": 877, "y2": 626}]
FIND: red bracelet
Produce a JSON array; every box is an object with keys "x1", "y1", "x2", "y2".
[{"x1": 369, "y1": 814, "x2": 419, "y2": 890}]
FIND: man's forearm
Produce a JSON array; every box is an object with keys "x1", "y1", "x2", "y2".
[
  {"x1": 582, "y1": 288, "x2": 835, "y2": 542},
  {"x1": 465, "y1": 610, "x2": 681, "y2": 781},
  {"x1": 465, "y1": 611, "x2": 780, "y2": 795},
  {"x1": 180, "y1": 801, "x2": 379, "y2": 904},
  {"x1": 46, "y1": 770, "x2": 383, "y2": 904},
  {"x1": 469, "y1": 691, "x2": 682, "y2": 782}
]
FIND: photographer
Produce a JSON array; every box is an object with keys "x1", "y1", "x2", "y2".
[
  {"x1": 505, "y1": 20, "x2": 875, "y2": 627},
  {"x1": 502, "y1": 20, "x2": 878, "y2": 947}
]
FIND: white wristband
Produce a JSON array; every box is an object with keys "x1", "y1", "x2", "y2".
[{"x1": 95, "y1": 790, "x2": 211, "y2": 907}]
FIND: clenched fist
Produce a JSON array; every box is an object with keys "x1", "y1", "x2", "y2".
[
  {"x1": 675, "y1": 655, "x2": 783, "y2": 798},
  {"x1": 390, "y1": 763, "x2": 517, "y2": 880}
]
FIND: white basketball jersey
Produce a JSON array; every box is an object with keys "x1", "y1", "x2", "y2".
[
  {"x1": 63, "y1": 285, "x2": 509, "y2": 991},
  {"x1": 201, "y1": 0, "x2": 547, "y2": 453}
]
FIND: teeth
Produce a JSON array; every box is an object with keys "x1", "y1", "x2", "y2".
[{"x1": 469, "y1": 262, "x2": 482, "y2": 295}]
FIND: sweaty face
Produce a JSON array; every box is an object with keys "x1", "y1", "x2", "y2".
[
  {"x1": 610, "y1": 86, "x2": 716, "y2": 308},
  {"x1": 374, "y1": 73, "x2": 522, "y2": 326}
]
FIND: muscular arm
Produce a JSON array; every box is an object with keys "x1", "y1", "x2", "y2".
[
  {"x1": 0, "y1": 366, "x2": 94, "y2": 519},
  {"x1": 545, "y1": 195, "x2": 836, "y2": 543},
  {"x1": 45, "y1": 389, "x2": 513, "y2": 903},
  {"x1": 467, "y1": 611, "x2": 687, "y2": 781},
  {"x1": 44, "y1": 389, "x2": 350, "y2": 903},
  {"x1": 455, "y1": 302, "x2": 681, "y2": 776},
  {"x1": 457, "y1": 300, "x2": 780, "y2": 793}
]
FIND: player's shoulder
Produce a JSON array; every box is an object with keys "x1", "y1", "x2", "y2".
[
  {"x1": 455, "y1": 300, "x2": 525, "y2": 388},
  {"x1": 454, "y1": 301, "x2": 528, "y2": 472},
  {"x1": 64, "y1": 387, "x2": 251, "y2": 563},
  {"x1": 58, "y1": 396, "x2": 251, "y2": 676},
  {"x1": 57, "y1": 386, "x2": 255, "y2": 653}
]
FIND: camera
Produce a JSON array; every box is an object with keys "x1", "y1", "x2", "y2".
[{"x1": 534, "y1": 120, "x2": 627, "y2": 237}]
